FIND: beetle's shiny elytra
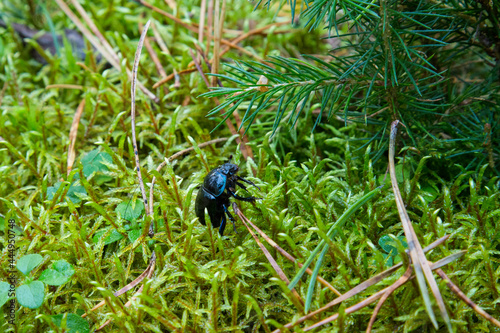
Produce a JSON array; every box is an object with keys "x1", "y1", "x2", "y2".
[{"x1": 195, "y1": 163, "x2": 259, "y2": 235}]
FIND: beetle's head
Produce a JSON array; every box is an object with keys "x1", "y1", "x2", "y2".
[{"x1": 219, "y1": 163, "x2": 239, "y2": 176}]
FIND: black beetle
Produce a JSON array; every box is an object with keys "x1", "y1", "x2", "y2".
[{"x1": 195, "y1": 163, "x2": 259, "y2": 235}]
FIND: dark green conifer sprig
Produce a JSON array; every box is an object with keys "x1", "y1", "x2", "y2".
[{"x1": 203, "y1": 0, "x2": 500, "y2": 170}]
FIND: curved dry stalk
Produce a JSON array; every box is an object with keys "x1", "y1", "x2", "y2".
[
  {"x1": 299, "y1": 252, "x2": 465, "y2": 332},
  {"x1": 233, "y1": 203, "x2": 305, "y2": 310},
  {"x1": 389, "y1": 120, "x2": 451, "y2": 332},
  {"x1": 232, "y1": 201, "x2": 341, "y2": 296},
  {"x1": 54, "y1": 0, "x2": 159, "y2": 103},
  {"x1": 81, "y1": 23, "x2": 158, "y2": 332},
  {"x1": 366, "y1": 266, "x2": 412, "y2": 332},
  {"x1": 67, "y1": 98, "x2": 85, "y2": 175},
  {"x1": 131, "y1": 20, "x2": 151, "y2": 218},
  {"x1": 271, "y1": 235, "x2": 451, "y2": 333},
  {"x1": 436, "y1": 268, "x2": 500, "y2": 328},
  {"x1": 81, "y1": 252, "x2": 156, "y2": 318},
  {"x1": 94, "y1": 253, "x2": 157, "y2": 331}
]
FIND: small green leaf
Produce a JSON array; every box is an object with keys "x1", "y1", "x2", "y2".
[
  {"x1": 92, "y1": 229, "x2": 124, "y2": 245},
  {"x1": 0, "y1": 281, "x2": 13, "y2": 307},
  {"x1": 116, "y1": 199, "x2": 144, "y2": 221},
  {"x1": 17, "y1": 254, "x2": 43, "y2": 276},
  {"x1": 379, "y1": 235, "x2": 407, "y2": 255},
  {"x1": 47, "y1": 181, "x2": 87, "y2": 204},
  {"x1": 127, "y1": 229, "x2": 142, "y2": 243},
  {"x1": 81, "y1": 149, "x2": 113, "y2": 184},
  {"x1": 421, "y1": 185, "x2": 439, "y2": 203},
  {"x1": 51, "y1": 313, "x2": 90, "y2": 333},
  {"x1": 39, "y1": 260, "x2": 75, "y2": 286},
  {"x1": 16, "y1": 281, "x2": 45, "y2": 309}
]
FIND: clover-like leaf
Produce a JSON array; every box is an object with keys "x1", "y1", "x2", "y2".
[
  {"x1": 47, "y1": 181, "x2": 87, "y2": 204},
  {"x1": 92, "y1": 229, "x2": 124, "y2": 245},
  {"x1": 0, "y1": 281, "x2": 13, "y2": 307},
  {"x1": 16, "y1": 281, "x2": 45, "y2": 309},
  {"x1": 127, "y1": 229, "x2": 142, "y2": 243},
  {"x1": 379, "y1": 235, "x2": 408, "y2": 255},
  {"x1": 51, "y1": 313, "x2": 90, "y2": 333},
  {"x1": 81, "y1": 149, "x2": 113, "y2": 184},
  {"x1": 17, "y1": 254, "x2": 43, "y2": 276},
  {"x1": 39, "y1": 260, "x2": 75, "y2": 286}
]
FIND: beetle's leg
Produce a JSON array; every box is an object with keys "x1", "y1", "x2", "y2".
[
  {"x1": 235, "y1": 181, "x2": 248, "y2": 191},
  {"x1": 218, "y1": 213, "x2": 227, "y2": 236},
  {"x1": 224, "y1": 206, "x2": 238, "y2": 233},
  {"x1": 236, "y1": 175, "x2": 261, "y2": 190},
  {"x1": 229, "y1": 191, "x2": 261, "y2": 202}
]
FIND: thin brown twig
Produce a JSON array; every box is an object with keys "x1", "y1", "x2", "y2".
[
  {"x1": 150, "y1": 21, "x2": 180, "y2": 88},
  {"x1": 389, "y1": 120, "x2": 451, "y2": 331},
  {"x1": 196, "y1": 50, "x2": 253, "y2": 160},
  {"x1": 136, "y1": 0, "x2": 198, "y2": 32},
  {"x1": 366, "y1": 266, "x2": 412, "y2": 332},
  {"x1": 67, "y1": 98, "x2": 85, "y2": 176},
  {"x1": 237, "y1": 202, "x2": 341, "y2": 295},
  {"x1": 233, "y1": 203, "x2": 305, "y2": 309},
  {"x1": 436, "y1": 268, "x2": 500, "y2": 328},
  {"x1": 211, "y1": 0, "x2": 221, "y2": 87},
  {"x1": 198, "y1": 0, "x2": 207, "y2": 63},
  {"x1": 54, "y1": 0, "x2": 159, "y2": 103},
  {"x1": 82, "y1": 252, "x2": 156, "y2": 318},
  {"x1": 206, "y1": 0, "x2": 213, "y2": 55},
  {"x1": 300, "y1": 253, "x2": 465, "y2": 332},
  {"x1": 94, "y1": 253, "x2": 157, "y2": 331},
  {"x1": 131, "y1": 20, "x2": 151, "y2": 217},
  {"x1": 271, "y1": 235, "x2": 450, "y2": 333},
  {"x1": 189, "y1": 49, "x2": 210, "y2": 86}
]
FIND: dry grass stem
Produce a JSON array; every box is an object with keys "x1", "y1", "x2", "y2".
[
  {"x1": 389, "y1": 120, "x2": 451, "y2": 331},
  {"x1": 366, "y1": 266, "x2": 412, "y2": 332},
  {"x1": 94, "y1": 253, "x2": 157, "y2": 331},
  {"x1": 67, "y1": 99, "x2": 86, "y2": 176},
  {"x1": 300, "y1": 253, "x2": 465, "y2": 332},
  {"x1": 150, "y1": 22, "x2": 180, "y2": 88},
  {"x1": 55, "y1": 0, "x2": 159, "y2": 103},
  {"x1": 233, "y1": 203, "x2": 305, "y2": 309},
  {"x1": 130, "y1": 20, "x2": 152, "y2": 217},
  {"x1": 436, "y1": 269, "x2": 500, "y2": 328},
  {"x1": 271, "y1": 235, "x2": 451, "y2": 332},
  {"x1": 233, "y1": 203, "x2": 341, "y2": 295}
]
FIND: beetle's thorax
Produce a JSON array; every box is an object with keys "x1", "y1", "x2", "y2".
[
  {"x1": 202, "y1": 163, "x2": 238, "y2": 198},
  {"x1": 218, "y1": 163, "x2": 239, "y2": 175}
]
